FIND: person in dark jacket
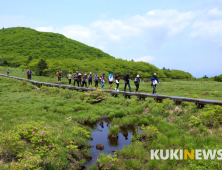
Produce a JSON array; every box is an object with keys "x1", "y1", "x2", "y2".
[
  {"x1": 88, "y1": 72, "x2": 93, "y2": 88},
  {"x1": 134, "y1": 75, "x2": 141, "y2": 93},
  {"x1": 73, "y1": 71, "x2": 78, "y2": 86},
  {"x1": 82, "y1": 74, "x2": 87, "y2": 87},
  {"x1": 29, "y1": 70, "x2": 32, "y2": 80},
  {"x1": 124, "y1": 72, "x2": 132, "y2": 92},
  {"x1": 150, "y1": 73, "x2": 160, "y2": 95},
  {"x1": 94, "y1": 72, "x2": 99, "y2": 89},
  {"x1": 78, "y1": 73, "x2": 82, "y2": 87},
  {"x1": 115, "y1": 73, "x2": 120, "y2": 91}
]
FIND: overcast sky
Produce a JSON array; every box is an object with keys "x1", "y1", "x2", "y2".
[{"x1": 1, "y1": 0, "x2": 222, "y2": 78}]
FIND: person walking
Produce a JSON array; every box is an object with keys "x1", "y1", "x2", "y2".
[
  {"x1": 94, "y1": 72, "x2": 99, "y2": 89},
  {"x1": 150, "y1": 73, "x2": 160, "y2": 95},
  {"x1": 73, "y1": 71, "x2": 78, "y2": 86},
  {"x1": 124, "y1": 72, "x2": 132, "y2": 92},
  {"x1": 78, "y1": 73, "x2": 82, "y2": 87},
  {"x1": 26, "y1": 70, "x2": 29, "y2": 79},
  {"x1": 108, "y1": 71, "x2": 114, "y2": 90},
  {"x1": 100, "y1": 73, "x2": 105, "y2": 90},
  {"x1": 67, "y1": 71, "x2": 72, "y2": 85},
  {"x1": 115, "y1": 73, "x2": 120, "y2": 91},
  {"x1": 82, "y1": 74, "x2": 87, "y2": 87},
  {"x1": 6, "y1": 68, "x2": 9, "y2": 76},
  {"x1": 134, "y1": 75, "x2": 141, "y2": 93},
  {"x1": 29, "y1": 70, "x2": 32, "y2": 80},
  {"x1": 88, "y1": 72, "x2": 93, "y2": 88},
  {"x1": 58, "y1": 71, "x2": 62, "y2": 84}
]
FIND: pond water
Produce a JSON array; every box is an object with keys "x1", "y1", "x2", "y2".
[{"x1": 84, "y1": 119, "x2": 141, "y2": 169}]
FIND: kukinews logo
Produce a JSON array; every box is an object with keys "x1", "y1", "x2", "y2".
[{"x1": 151, "y1": 149, "x2": 222, "y2": 160}]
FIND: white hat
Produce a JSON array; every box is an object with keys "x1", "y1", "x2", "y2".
[
  {"x1": 90, "y1": 72, "x2": 92, "y2": 74},
  {"x1": 79, "y1": 73, "x2": 81, "y2": 75},
  {"x1": 85, "y1": 74, "x2": 87, "y2": 75},
  {"x1": 137, "y1": 75, "x2": 140, "y2": 77}
]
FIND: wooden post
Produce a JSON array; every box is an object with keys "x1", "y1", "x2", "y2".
[
  {"x1": 139, "y1": 97, "x2": 146, "y2": 101},
  {"x1": 174, "y1": 100, "x2": 182, "y2": 105},
  {"x1": 154, "y1": 98, "x2": 162, "y2": 103},
  {"x1": 196, "y1": 103, "x2": 205, "y2": 109},
  {"x1": 196, "y1": 103, "x2": 200, "y2": 109},
  {"x1": 158, "y1": 99, "x2": 162, "y2": 103}
]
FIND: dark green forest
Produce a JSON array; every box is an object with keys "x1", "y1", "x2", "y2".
[{"x1": 0, "y1": 27, "x2": 194, "y2": 79}]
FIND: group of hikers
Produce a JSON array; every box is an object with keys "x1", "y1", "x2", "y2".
[
  {"x1": 57, "y1": 71, "x2": 160, "y2": 94},
  {"x1": 6, "y1": 68, "x2": 160, "y2": 94},
  {"x1": 26, "y1": 70, "x2": 32, "y2": 80}
]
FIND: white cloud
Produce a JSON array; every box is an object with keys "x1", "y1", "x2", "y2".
[
  {"x1": 34, "y1": 8, "x2": 222, "y2": 51},
  {"x1": 207, "y1": 8, "x2": 222, "y2": 18},
  {"x1": 134, "y1": 56, "x2": 155, "y2": 62},
  {"x1": 189, "y1": 8, "x2": 222, "y2": 45},
  {"x1": 34, "y1": 9, "x2": 196, "y2": 51},
  {"x1": 35, "y1": 26, "x2": 54, "y2": 32}
]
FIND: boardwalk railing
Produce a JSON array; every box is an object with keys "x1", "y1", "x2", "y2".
[{"x1": 1, "y1": 74, "x2": 222, "y2": 109}]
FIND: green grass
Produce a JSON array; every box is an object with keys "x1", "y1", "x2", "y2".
[{"x1": 0, "y1": 75, "x2": 222, "y2": 170}]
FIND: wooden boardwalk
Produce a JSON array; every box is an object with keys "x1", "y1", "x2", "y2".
[{"x1": 1, "y1": 74, "x2": 222, "y2": 108}]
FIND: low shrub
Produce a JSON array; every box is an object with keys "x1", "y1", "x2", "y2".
[
  {"x1": 80, "y1": 90, "x2": 107, "y2": 104},
  {"x1": 11, "y1": 152, "x2": 43, "y2": 170},
  {"x1": 137, "y1": 125, "x2": 160, "y2": 141},
  {"x1": 109, "y1": 125, "x2": 119, "y2": 136},
  {"x1": 97, "y1": 153, "x2": 118, "y2": 169},
  {"x1": 0, "y1": 131, "x2": 24, "y2": 161},
  {"x1": 16, "y1": 121, "x2": 57, "y2": 157}
]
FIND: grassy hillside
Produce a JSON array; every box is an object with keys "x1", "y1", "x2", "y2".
[
  {"x1": 0, "y1": 27, "x2": 193, "y2": 79},
  {"x1": 0, "y1": 27, "x2": 114, "y2": 63}
]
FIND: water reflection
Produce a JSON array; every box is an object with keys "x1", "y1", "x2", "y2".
[{"x1": 84, "y1": 120, "x2": 139, "y2": 169}]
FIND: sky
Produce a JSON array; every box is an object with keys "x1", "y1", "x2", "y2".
[{"x1": 1, "y1": 0, "x2": 222, "y2": 78}]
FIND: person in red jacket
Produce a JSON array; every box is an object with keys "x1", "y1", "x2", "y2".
[{"x1": 26, "y1": 70, "x2": 29, "y2": 79}]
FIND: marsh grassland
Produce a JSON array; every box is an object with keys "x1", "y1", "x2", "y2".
[{"x1": 0, "y1": 72, "x2": 222, "y2": 170}]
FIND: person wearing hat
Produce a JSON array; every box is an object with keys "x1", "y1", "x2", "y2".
[
  {"x1": 67, "y1": 71, "x2": 72, "y2": 85},
  {"x1": 77, "y1": 73, "x2": 82, "y2": 87},
  {"x1": 134, "y1": 75, "x2": 141, "y2": 93},
  {"x1": 115, "y1": 73, "x2": 120, "y2": 91},
  {"x1": 150, "y1": 73, "x2": 160, "y2": 95},
  {"x1": 73, "y1": 71, "x2": 78, "y2": 86},
  {"x1": 124, "y1": 72, "x2": 132, "y2": 92},
  {"x1": 6, "y1": 68, "x2": 9, "y2": 76},
  {"x1": 100, "y1": 73, "x2": 105, "y2": 90},
  {"x1": 88, "y1": 72, "x2": 93, "y2": 88},
  {"x1": 82, "y1": 74, "x2": 87, "y2": 87},
  {"x1": 108, "y1": 71, "x2": 114, "y2": 90},
  {"x1": 94, "y1": 72, "x2": 99, "y2": 89}
]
